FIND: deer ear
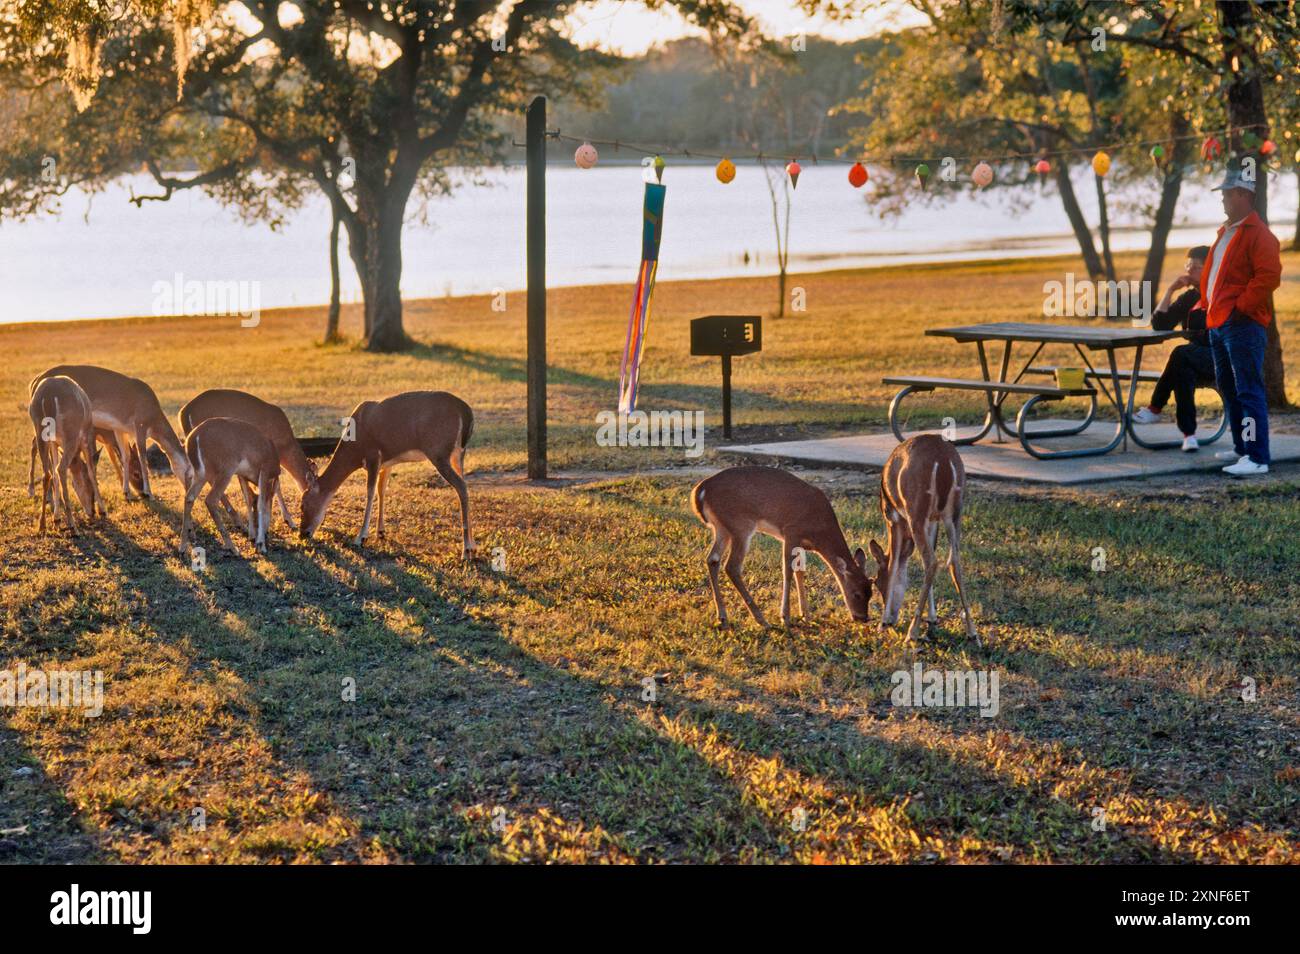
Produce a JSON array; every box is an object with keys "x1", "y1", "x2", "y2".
[
  {"x1": 853, "y1": 547, "x2": 866, "y2": 571},
  {"x1": 868, "y1": 539, "x2": 886, "y2": 570}
]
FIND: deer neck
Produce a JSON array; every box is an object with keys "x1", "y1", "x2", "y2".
[
  {"x1": 317, "y1": 440, "x2": 364, "y2": 501},
  {"x1": 282, "y1": 442, "x2": 314, "y2": 492}
]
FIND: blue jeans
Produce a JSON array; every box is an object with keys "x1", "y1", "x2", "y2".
[{"x1": 1209, "y1": 317, "x2": 1270, "y2": 465}]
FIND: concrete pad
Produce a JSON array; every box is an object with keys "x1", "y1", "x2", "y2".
[{"x1": 719, "y1": 419, "x2": 1300, "y2": 485}]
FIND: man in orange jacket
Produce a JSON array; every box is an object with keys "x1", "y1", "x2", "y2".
[{"x1": 1199, "y1": 166, "x2": 1283, "y2": 476}]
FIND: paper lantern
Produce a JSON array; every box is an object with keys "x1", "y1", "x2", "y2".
[
  {"x1": 1034, "y1": 158, "x2": 1051, "y2": 183},
  {"x1": 1260, "y1": 139, "x2": 1277, "y2": 156},
  {"x1": 971, "y1": 161, "x2": 993, "y2": 188},
  {"x1": 574, "y1": 142, "x2": 598, "y2": 169},
  {"x1": 786, "y1": 159, "x2": 801, "y2": 189},
  {"x1": 848, "y1": 162, "x2": 868, "y2": 188},
  {"x1": 1149, "y1": 144, "x2": 1165, "y2": 167},
  {"x1": 1242, "y1": 130, "x2": 1260, "y2": 150},
  {"x1": 1201, "y1": 136, "x2": 1222, "y2": 161},
  {"x1": 914, "y1": 163, "x2": 931, "y2": 190},
  {"x1": 1091, "y1": 150, "x2": 1111, "y2": 176},
  {"x1": 716, "y1": 157, "x2": 736, "y2": 184},
  {"x1": 653, "y1": 154, "x2": 666, "y2": 183}
]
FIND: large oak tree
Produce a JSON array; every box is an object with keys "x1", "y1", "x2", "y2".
[{"x1": 2, "y1": 1, "x2": 752, "y2": 350}]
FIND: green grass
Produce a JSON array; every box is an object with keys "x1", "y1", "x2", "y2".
[{"x1": 3, "y1": 249, "x2": 1300, "y2": 863}]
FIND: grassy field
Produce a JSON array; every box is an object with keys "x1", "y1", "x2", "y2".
[{"x1": 3, "y1": 249, "x2": 1300, "y2": 863}]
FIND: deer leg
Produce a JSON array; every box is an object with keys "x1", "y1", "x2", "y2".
[
  {"x1": 180, "y1": 475, "x2": 205, "y2": 556},
  {"x1": 431, "y1": 453, "x2": 475, "y2": 559},
  {"x1": 356, "y1": 459, "x2": 379, "y2": 547},
  {"x1": 794, "y1": 566, "x2": 809, "y2": 618},
  {"x1": 945, "y1": 518, "x2": 979, "y2": 647},
  {"x1": 36, "y1": 439, "x2": 54, "y2": 533},
  {"x1": 255, "y1": 474, "x2": 273, "y2": 553},
  {"x1": 724, "y1": 531, "x2": 768, "y2": 628},
  {"x1": 219, "y1": 490, "x2": 242, "y2": 528},
  {"x1": 206, "y1": 477, "x2": 238, "y2": 552},
  {"x1": 237, "y1": 477, "x2": 257, "y2": 538},
  {"x1": 906, "y1": 520, "x2": 939, "y2": 642},
  {"x1": 57, "y1": 449, "x2": 78, "y2": 534},
  {"x1": 133, "y1": 423, "x2": 153, "y2": 498},
  {"x1": 376, "y1": 468, "x2": 390, "y2": 538},
  {"x1": 27, "y1": 436, "x2": 37, "y2": 498},
  {"x1": 276, "y1": 479, "x2": 296, "y2": 531},
  {"x1": 926, "y1": 522, "x2": 939, "y2": 623},
  {"x1": 705, "y1": 525, "x2": 730, "y2": 627},
  {"x1": 780, "y1": 542, "x2": 796, "y2": 627}
]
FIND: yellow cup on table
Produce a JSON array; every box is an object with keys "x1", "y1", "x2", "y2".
[{"x1": 1055, "y1": 367, "x2": 1086, "y2": 391}]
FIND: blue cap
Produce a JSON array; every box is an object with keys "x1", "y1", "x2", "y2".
[{"x1": 1212, "y1": 167, "x2": 1256, "y2": 193}]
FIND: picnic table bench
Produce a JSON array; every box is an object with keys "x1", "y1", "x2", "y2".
[{"x1": 883, "y1": 322, "x2": 1224, "y2": 459}]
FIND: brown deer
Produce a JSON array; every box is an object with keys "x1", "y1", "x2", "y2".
[
  {"x1": 29, "y1": 365, "x2": 193, "y2": 499},
  {"x1": 299, "y1": 391, "x2": 476, "y2": 558},
  {"x1": 179, "y1": 389, "x2": 318, "y2": 530},
  {"x1": 27, "y1": 376, "x2": 103, "y2": 533},
  {"x1": 690, "y1": 466, "x2": 873, "y2": 628},
  {"x1": 179, "y1": 417, "x2": 281, "y2": 556},
  {"x1": 868, "y1": 435, "x2": 978, "y2": 645}
]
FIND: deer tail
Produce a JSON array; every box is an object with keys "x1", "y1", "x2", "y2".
[{"x1": 690, "y1": 480, "x2": 710, "y2": 526}]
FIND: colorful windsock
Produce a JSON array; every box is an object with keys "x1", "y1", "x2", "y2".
[{"x1": 618, "y1": 182, "x2": 666, "y2": 414}]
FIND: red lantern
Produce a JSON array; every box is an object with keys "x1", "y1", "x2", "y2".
[
  {"x1": 1201, "y1": 135, "x2": 1222, "y2": 162},
  {"x1": 848, "y1": 162, "x2": 868, "y2": 188},
  {"x1": 1034, "y1": 158, "x2": 1051, "y2": 185},
  {"x1": 786, "y1": 159, "x2": 802, "y2": 189},
  {"x1": 1260, "y1": 139, "x2": 1277, "y2": 156}
]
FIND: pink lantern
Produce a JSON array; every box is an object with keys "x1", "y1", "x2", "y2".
[
  {"x1": 574, "y1": 142, "x2": 598, "y2": 169},
  {"x1": 972, "y1": 161, "x2": 994, "y2": 188}
]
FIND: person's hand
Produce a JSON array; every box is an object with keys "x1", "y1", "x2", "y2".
[{"x1": 1170, "y1": 274, "x2": 1194, "y2": 291}]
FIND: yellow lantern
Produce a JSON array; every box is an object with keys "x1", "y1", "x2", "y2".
[
  {"x1": 716, "y1": 157, "x2": 736, "y2": 184},
  {"x1": 1091, "y1": 150, "x2": 1111, "y2": 176}
]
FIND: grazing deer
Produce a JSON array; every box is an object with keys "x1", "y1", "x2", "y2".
[
  {"x1": 179, "y1": 418, "x2": 281, "y2": 556},
  {"x1": 30, "y1": 365, "x2": 193, "y2": 499},
  {"x1": 868, "y1": 435, "x2": 978, "y2": 645},
  {"x1": 690, "y1": 466, "x2": 873, "y2": 628},
  {"x1": 299, "y1": 391, "x2": 476, "y2": 557},
  {"x1": 27, "y1": 376, "x2": 103, "y2": 533},
  {"x1": 179, "y1": 389, "x2": 318, "y2": 530}
]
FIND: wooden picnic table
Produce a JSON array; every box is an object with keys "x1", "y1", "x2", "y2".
[{"x1": 889, "y1": 322, "x2": 1202, "y2": 460}]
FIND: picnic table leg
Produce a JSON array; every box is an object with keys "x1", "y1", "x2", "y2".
[{"x1": 976, "y1": 340, "x2": 1013, "y2": 443}]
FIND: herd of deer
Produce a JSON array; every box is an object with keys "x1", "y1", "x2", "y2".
[{"x1": 25, "y1": 365, "x2": 976, "y2": 642}]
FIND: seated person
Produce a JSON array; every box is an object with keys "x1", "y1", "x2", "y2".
[{"x1": 1131, "y1": 246, "x2": 1215, "y2": 451}]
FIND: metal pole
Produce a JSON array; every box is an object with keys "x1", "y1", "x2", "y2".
[
  {"x1": 721, "y1": 353, "x2": 733, "y2": 440},
  {"x1": 526, "y1": 96, "x2": 547, "y2": 479}
]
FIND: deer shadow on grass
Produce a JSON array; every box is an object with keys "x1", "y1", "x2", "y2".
[
  {"x1": 408, "y1": 341, "x2": 871, "y2": 421},
  {"x1": 71, "y1": 513, "x2": 813, "y2": 862}
]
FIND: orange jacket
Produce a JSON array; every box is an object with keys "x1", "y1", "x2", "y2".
[{"x1": 1196, "y1": 211, "x2": 1282, "y2": 328}]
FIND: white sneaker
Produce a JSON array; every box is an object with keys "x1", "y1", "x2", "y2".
[
  {"x1": 1215, "y1": 450, "x2": 1245, "y2": 461},
  {"x1": 1223, "y1": 459, "x2": 1269, "y2": 477},
  {"x1": 1130, "y1": 407, "x2": 1162, "y2": 424},
  {"x1": 1181, "y1": 436, "x2": 1199, "y2": 452}
]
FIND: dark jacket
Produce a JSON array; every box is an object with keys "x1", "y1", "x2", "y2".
[{"x1": 1152, "y1": 287, "x2": 1208, "y2": 347}]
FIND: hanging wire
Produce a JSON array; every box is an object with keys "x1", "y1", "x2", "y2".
[{"x1": 548, "y1": 123, "x2": 1275, "y2": 167}]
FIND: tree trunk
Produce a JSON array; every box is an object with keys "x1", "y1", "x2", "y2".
[
  {"x1": 346, "y1": 189, "x2": 410, "y2": 353},
  {"x1": 1094, "y1": 173, "x2": 1116, "y2": 285},
  {"x1": 1054, "y1": 159, "x2": 1105, "y2": 279},
  {"x1": 1141, "y1": 114, "x2": 1190, "y2": 293},
  {"x1": 1293, "y1": 169, "x2": 1300, "y2": 252},
  {"x1": 324, "y1": 199, "x2": 342, "y2": 344},
  {"x1": 1217, "y1": 0, "x2": 1285, "y2": 407}
]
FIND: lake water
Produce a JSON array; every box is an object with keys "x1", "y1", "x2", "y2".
[{"x1": 0, "y1": 163, "x2": 1292, "y2": 324}]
